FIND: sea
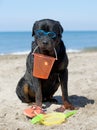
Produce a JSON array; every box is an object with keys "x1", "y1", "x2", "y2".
[{"x1": 0, "y1": 31, "x2": 97, "y2": 55}]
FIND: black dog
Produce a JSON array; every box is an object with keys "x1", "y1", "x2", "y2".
[{"x1": 16, "y1": 19, "x2": 75, "y2": 111}]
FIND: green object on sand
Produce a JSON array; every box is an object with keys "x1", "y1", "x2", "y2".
[
  {"x1": 31, "y1": 110, "x2": 77, "y2": 125},
  {"x1": 64, "y1": 110, "x2": 77, "y2": 118},
  {"x1": 31, "y1": 114, "x2": 44, "y2": 124}
]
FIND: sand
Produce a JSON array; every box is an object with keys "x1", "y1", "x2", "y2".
[{"x1": 0, "y1": 52, "x2": 97, "y2": 130}]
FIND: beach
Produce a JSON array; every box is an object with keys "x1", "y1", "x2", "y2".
[{"x1": 0, "y1": 51, "x2": 97, "y2": 130}]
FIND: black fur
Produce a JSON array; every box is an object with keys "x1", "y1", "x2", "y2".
[{"x1": 16, "y1": 19, "x2": 75, "y2": 110}]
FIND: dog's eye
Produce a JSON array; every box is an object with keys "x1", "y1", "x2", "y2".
[
  {"x1": 38, "y1": 30, "x2": 44, "y2": 36},
  {"x1": 35, "y1": 30, "x2": 45, "y2": 37},
  {"x1": 47, "y1": 32, "x2": 56, "y2": 39}
]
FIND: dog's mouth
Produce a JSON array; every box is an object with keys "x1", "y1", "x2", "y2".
[
  {"x1": 37, "y1": 42, "x2": 54, "y2": 51},
  {"x1": 41, "y1": 49, "x2": 50, "y2": 55},
  {"x1": 39, "y1": 44, "x2": 56, "y2": 55},
  {"x1": 39, "y1": 47, "x2": 57, "y2": 58},
  {"x1": 33, "y1": 45, "x2": 57, "y2": 58},
  {"x1": 38, "y1": 46, "x2": 51, "y2": 54}
]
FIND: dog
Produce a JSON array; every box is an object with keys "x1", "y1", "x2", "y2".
[{"x1": 16, "y1": 19, "x2": 75, "y2": 111}]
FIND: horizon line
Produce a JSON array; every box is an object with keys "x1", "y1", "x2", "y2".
[{"x1": 0, "y1": 30, "x2": 97, "y2": 32}]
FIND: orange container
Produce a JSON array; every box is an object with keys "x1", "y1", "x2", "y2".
[{"x1": 33, "y1": 53, "x2": 56, "y2": 79}]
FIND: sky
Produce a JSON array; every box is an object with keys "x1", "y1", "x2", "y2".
[{"x1": 0, "y1": 0, "x2": 97, "y2": 31}]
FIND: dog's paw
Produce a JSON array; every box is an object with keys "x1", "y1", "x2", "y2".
[
  {"x1": 63, "y1": 101, "x2": 76, "y2": 110},
  {"x1": 55, "y1": 101, "x2": 79, "y2": 112}
]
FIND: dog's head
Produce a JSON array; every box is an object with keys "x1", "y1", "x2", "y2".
[{"x1": 32, "y1": 19, "x2": 63, "y2": 52}]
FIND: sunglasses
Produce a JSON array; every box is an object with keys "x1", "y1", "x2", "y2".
[{"x1": 34, "y1": 30, "x2": 56, "y2": 39}]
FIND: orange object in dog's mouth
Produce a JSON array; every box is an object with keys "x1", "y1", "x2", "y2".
[
  {"x1": 32, "y1": 46, "x2": 57, "y2": 79},
  {"x1": 33, "y1": 53, "x2": 56, "y2": 79}
]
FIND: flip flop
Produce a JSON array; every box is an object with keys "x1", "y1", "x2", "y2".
[{"x1": 23, "y1": 105, "x2": 45, "y2": 118}]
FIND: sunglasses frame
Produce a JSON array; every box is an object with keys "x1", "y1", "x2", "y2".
[{"x1": 34, "y1": 30, "x2": 56, "y2": 39}]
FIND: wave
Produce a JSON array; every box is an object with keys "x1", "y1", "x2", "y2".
[
  {"x1": 11, "y1": 51, "x2": 30, "y2": 55},
  {"x1": 0, "y1": 51, "x2": 30, "y2": 55},
  {"x1": 0, "y1": 49, "x2": 81, "y2": 55},
  {"x1": 66, "y1": 49, "x2": 81, "y2": 53}
]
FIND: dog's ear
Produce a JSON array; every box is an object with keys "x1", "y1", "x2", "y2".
[
  {"x1": 32, "y1": 21, "x2": 39, "y2": 36},
  {"x1": 55, "y1": 21, "x2": 63, "y2": 37}
]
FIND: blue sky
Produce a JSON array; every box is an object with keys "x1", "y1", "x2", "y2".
[{"x1": 0, "y1": 0, "x2": 97, "y2": 31}]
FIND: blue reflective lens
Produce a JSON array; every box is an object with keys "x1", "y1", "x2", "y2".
[
  {"x1": 35, "y1": 30, "x2": 56, "y2": 38},
  {"x1": 47, "y1": 32, "x2": 56, "y2": 38}
]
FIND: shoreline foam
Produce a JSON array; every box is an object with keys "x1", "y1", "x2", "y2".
[{"x1": 1, "y1": 47, "x2": 97, "y2": 56}]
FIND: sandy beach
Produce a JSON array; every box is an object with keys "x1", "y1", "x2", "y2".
[{"x1": 0, "y1": 51, "x2": 97, "y2": 130}]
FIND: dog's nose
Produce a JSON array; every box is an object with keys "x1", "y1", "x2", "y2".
[{"x1": 43, "y1": 41, "x2": 48, "y2": 44}]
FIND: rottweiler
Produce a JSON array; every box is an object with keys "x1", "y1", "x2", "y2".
[{"x1": 16, "y1": 19, "x2": 75, "y2": 111}]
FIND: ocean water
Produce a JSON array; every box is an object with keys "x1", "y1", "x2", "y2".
[{"x1": 0, "y1": 31, "x2": 97, "y2": 55}]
